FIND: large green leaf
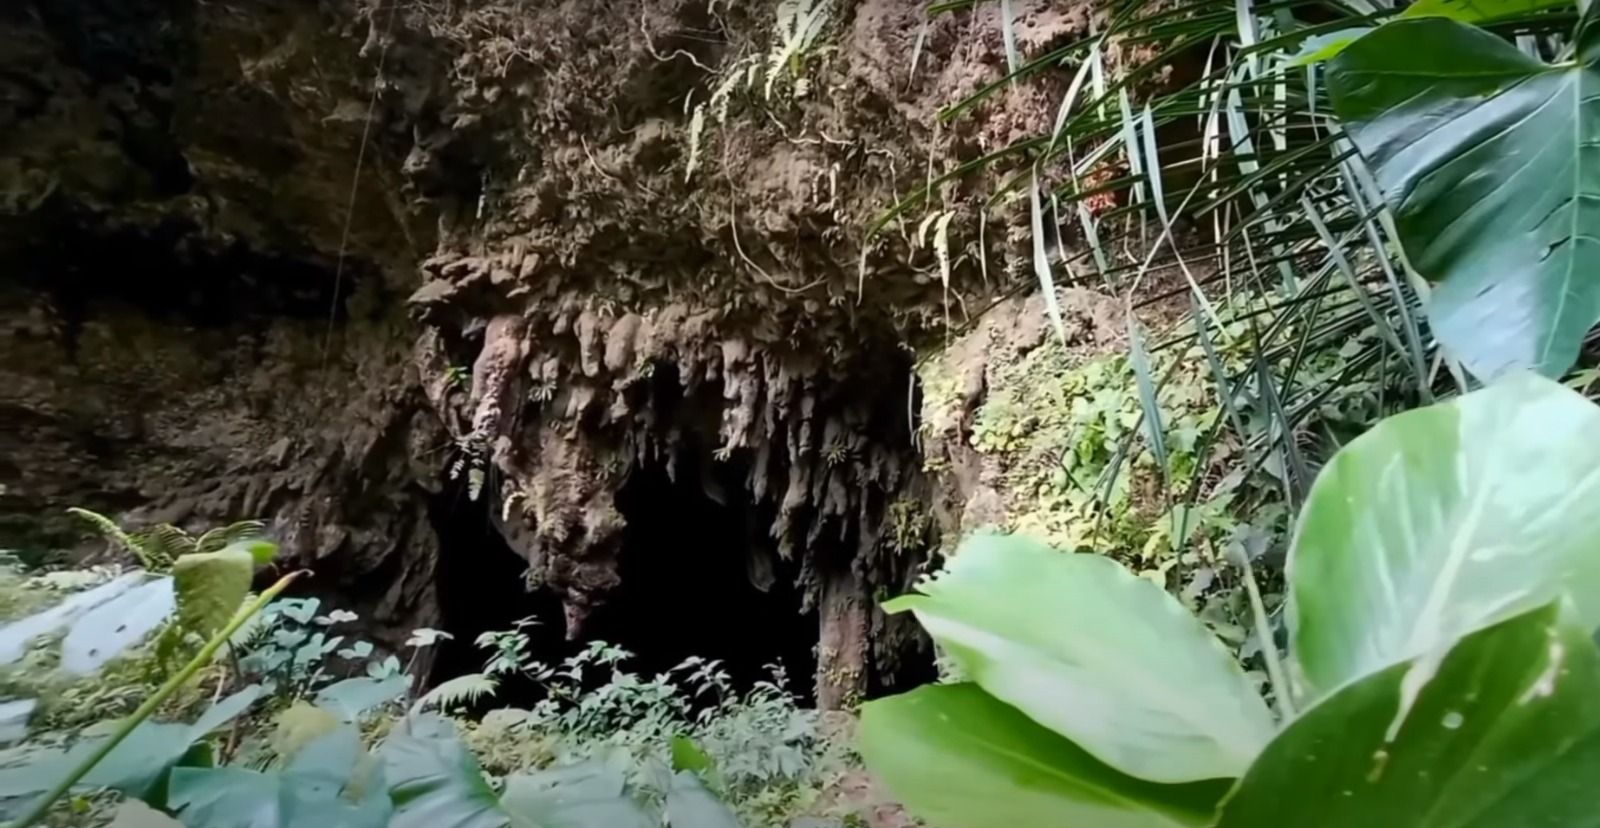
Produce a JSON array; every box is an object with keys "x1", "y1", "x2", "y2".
[
  {"x1": 1327, "y1": 9, "x2": 1600, "y2": 379},
  {"x1": 173, "y1": 547, "x2": 254, "y2": 637},
  {"x1": 1402, "y1": 0, "x2": 1574, "y2": 20},
  {"x1": 168, "y1": 727, "x2": 390, "y2": 828},
  {"x1": 884, "y1": 532, "x2": 1274, "y2": 782},
  {"x1": 1289, "y1": 372, "x2": 1600, "y2": 700},
  {"x1": 859, "y1": 684, "x2": 1230, "y2": 828},
  {"x1": 500, "y1": 764, "x2": 655, "y2": 828},
  {"x1": 383, "y1": 714, "x2": 507, "y2": 828},
  {"x1": 1216, "y1": 601, "x2": 1600, "y2": 826},
  {"x1": 1296, "y1": 0, "x2": 1575, "y2": 64},
  {"x1": 315, "y1": 675, "x2": 410, "y2": 722},
  {"x1": 0, "y1": 685, "x2": 261, "y2": 808}
]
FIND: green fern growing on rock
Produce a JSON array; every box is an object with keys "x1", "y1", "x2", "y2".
[
  {"x1": 66, "y1": 508, "x2": 275, "y2": 678},
  {"x1": 67, "y1": 508, "x2": 266, "y2": 574}
]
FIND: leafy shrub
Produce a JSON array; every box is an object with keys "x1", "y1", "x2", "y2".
[
  {"x1": 861, "y1": 371, "x2": 1600, "y2": 825},
  {"x1": 455, "y1": 636, "x2": 845, "y2": 826},
  {"x1": 233, "y1": 597, "x2": 401, "y2": 700}
]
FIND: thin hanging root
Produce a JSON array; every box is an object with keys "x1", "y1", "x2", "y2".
[{"x1": 322, "y1": 0, "x2": 396, "y2": 370}]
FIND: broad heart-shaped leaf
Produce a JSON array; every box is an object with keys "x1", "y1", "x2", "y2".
[
  {"x1": 173, "y1": 546, "x2": 254, "y2": 637},
  {"x1": 859, "y1": 684, "x2": 1231, "y2": 828},
  {"x1": 1327, "y1": 10, "x2": 1600, "y2": 379},
  {"x1": 500, "y1": 763, "x2": 656, "y2": 828},
  {"x1": 1288, "y1": 372, "x2": 1600, "y2": 700},
  {"x1": 383, "y1": 713, "x2": 508, "y2": 828},
  {"x1": 1216, "y1": 600, "x2": 1600, "y2": 827},
  {"x1": 885, "y1": 532, "x2": 1274, "y2": 782},
  {"x1": 169, "y1": 727, "x2": 391, "y2": 828}
]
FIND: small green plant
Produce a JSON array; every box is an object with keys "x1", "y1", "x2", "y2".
[
  {"x1": 685, "y1": 0, "x2": 835, "y2": 179},
  {"x1": 862, "y1": 371, "x2": 1600, "y2": 825},
  {"x1": 0, "y1": 572, "x2": 743, "y2": 827},
  {"x1": 67, "y1": 509, "x2": 266, "y2": 574},
  {"x1": 234, "y1": 597, "x2": 400, "y2": 699},
  {"x1": 456, "y1": 631, "x2": 842, "y2": 826}
]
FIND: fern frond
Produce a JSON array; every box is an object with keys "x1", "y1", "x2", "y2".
[
  {"x1": 196, "y1": 520, "x2": 268, "y2": 554},
  {"x1": 411, "y1": 673, "x2": 498, "y2": 715},
  {"x1": 142, "y1": 525, "x2": 193, "y2": 568},
  {"x1": 67, "y1": 508, "x2": 160, "y2": 570}
]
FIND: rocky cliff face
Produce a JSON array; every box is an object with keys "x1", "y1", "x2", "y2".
[{"x1": 0, "y1": 0, "x2": 1089, "y2": 704}]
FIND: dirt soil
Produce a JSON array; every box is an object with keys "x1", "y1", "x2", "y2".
[{"x1": 0, "y1": 0, "x2": 1104, "y2": 703}]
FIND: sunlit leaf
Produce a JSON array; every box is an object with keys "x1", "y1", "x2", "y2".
[
  {"x1": 192, "y1": 685, "x2": 264, "y2": 737},
  {"x1": 885, "y1": 532, "x2": 1275, "y2": 782},
  {"x1": 860, "y1": 683, "x2": 1229, "y2": 828},
  {"x1": 1217, "y1": 600, "x2": 1600, "y2": 827},
  {"x1": 1328, "y1": 11, "x2": 1600, "y2": 379},
  {"x1": 1290, "y1": 373, "x2": 1600, "y2": 700}
]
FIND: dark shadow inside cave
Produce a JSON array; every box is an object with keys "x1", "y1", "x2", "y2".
[
  {"x1": 586, "y1": 455, "x2": 820, "y2": 705},
  {"x1": 426, "y1": 481, "x2": 566, "y2": 709}
]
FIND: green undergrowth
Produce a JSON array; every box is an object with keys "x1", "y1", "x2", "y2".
[
  {"x1": 0, "y1": 553, "x2": 862, "y2": 828},
  {"x1": 919, "y1": 291, "x2": 1407, "y2": 677},
  {"x1": 451, "y1": 639, "x2": 857, "y2": 827}
]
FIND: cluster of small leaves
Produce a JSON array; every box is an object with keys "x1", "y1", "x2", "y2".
[{"x1": 232, "y1": 597, "x2": 402, "y2": 701}]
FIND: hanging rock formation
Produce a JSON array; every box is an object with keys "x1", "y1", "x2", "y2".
[{"x1": 0, "y1": 0, "x2": 1091, "y2": 703}]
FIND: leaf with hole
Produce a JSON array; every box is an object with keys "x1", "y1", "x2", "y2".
[{"x1": 884, "y1": 532, "x2": 1275, "y2": 782}]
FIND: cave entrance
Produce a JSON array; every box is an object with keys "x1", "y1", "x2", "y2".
[
  {"x1": 426, "y1": 481, "x2": 565, "y2": 707},
  {"x1": 585, "y1": 455, "x2": 819, "y2": 704}
]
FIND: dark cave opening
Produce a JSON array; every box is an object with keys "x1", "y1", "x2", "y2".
[
  {"x1": 426, "y1": 481, "x2": 567, "y2": 709},
  {"x1": 425, "y1": 459, "x2": 822, "y2": 708},
  {"x1": 586, "y1": 454, "x2": 820, "y2": 705}
]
